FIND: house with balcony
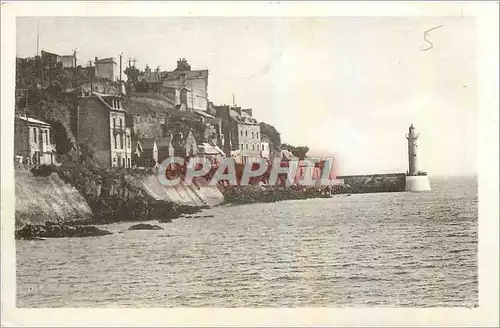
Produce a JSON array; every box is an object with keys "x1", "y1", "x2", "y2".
[
  {"x1": 14, "y1": 115, "x2": 56, "y2": 165},
  {"x1": 75, "y1": 91, "x2": 132, "y2": 168}
]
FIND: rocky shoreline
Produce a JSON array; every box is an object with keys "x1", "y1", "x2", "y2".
[
  {"x1": 15, "y1": 222, "x2": 112, "y2": 240},
  {"x1": 15, "y1": 163, "x2": 341, "y2": 240},
  {"x1": 220, "y1": 185, "x2": 333, "y2": 205}
]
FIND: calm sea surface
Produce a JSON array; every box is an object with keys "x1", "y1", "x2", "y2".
[{"x1": 16, "y1": 176, "x2": 478, "y2": 307}]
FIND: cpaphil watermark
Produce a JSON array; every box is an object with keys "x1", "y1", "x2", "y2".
[{"x1": 156, "y1": 156, "x2": 337, "y2": 187}]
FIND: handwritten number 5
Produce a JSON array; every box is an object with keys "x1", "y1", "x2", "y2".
[{"x1": 421, "y1": 25, "x2": 444, "y2": 51}]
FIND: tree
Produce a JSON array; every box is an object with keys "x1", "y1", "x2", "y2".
[
  {"x1": 124, "y1": 66, "x2": 141, "y2": 84},
  {"x1": 259, "y1": 122, "x2": 281, "y2": 152},
  {"x1": 281, "y1": 143, "x2": 310, "y2": 159}
]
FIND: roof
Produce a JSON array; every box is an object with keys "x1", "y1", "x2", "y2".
[
  {"x1": 229, "y1": 109, "x2": 258, "y2": 124},
  {"x1": 95, "y1": 57, "x2": 116, "y2": 64},
  {"x1": 193, "y1": 110, "x2": 215, "y2": 119},
  {"x1": 41, "y1": 50, "x2": 59, "y2": 57},
  {"x1": 138, "y1": 138, "x2": 156, "y2": 150},
  {"x1": 16, "y1": 115, "x2": 51, "y2": 127},
  {"x1": 198, "y1": 143, "x2": 225, "y2": 155},
  {"x1": 163, "y1": 69, "x2": 208, "y2": 81},
  {"x1": 280, "y1": 149, "x2": 296, "y2": 160},
  {"x1": 156, "y1": 136, "x2": 173, "y2": 148},
  {"x1": 93, "y1": 93, "x2": 126, "y2": 112}
]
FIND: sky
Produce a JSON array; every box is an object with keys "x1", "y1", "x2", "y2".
[{"x1": 17, "y1": 17, "x2": 477, "y2": 176}]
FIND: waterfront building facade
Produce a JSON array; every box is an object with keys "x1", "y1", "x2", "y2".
[
  {"x1": 214, "y1": 105, "x2": 262, "y2": 163},
  {"x1": 76, "y1": 92, "x2": 132, "y2": 168},
  {"x1": 14, "y1": 115, "x2": 56, "y2": 165}
]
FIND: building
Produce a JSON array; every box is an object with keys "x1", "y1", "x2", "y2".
[
  {"x1": 58, "y1": 54, "x2": 75, "y2": 68},
  {"x1": 40, "y1": 50, "x2": 59, "y2": 67},
  {"x1": 14, "y1": 115, "x2": 56, "y2": 165},
  {"x1": 94, "y1": 57, "x2": 118, "y2": 82},
  {"x1": 214, "y1": 105, "x2": 261, "y2": 163},
  {"x1": 76, "y1": 92, "x2": 132, "y2": 168},
  {"x1": 197, "y1": 142, "x2": 226, "y2": 161},
  {"x1": 260, "y1": 141, "x2": 270, "y2": 159},
  {"x1": 133, "y1": 138, "x2": 158, "y2": 168},
  {"x1": 160, "y1": 58, "x2": 209, "y2": 111},
  {"x1": 156, "y1": 136, "x2": 174, "y2": 163},
  {"x1": 40, "y1": 50, "x2": 76, "y2": 68},
  {"x1": 163, "y1": 126, "x2": 198, "y2": 158}
]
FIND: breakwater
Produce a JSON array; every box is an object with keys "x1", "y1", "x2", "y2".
[
  {"x1": 220, "y1": 185, "x2": 332, "y2": 205},
  {"x1": 337, "y1": 173, "x2": 406, "y2": 194}
]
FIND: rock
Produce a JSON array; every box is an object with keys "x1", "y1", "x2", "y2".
[
  {"x1": 15, "y1": 222, "x2": 112, "y2": 239},
  {"x1": 202, "y1": 215, "x2": 214, "y2": 218},
  {"x1": 158, "y1": 217, "x2": 173, "y2": 223},
  {"x1": 128, "y1": 223, "x2": 164, "y2": 230}
]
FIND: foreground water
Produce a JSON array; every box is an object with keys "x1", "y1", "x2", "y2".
[{"x1": 17, "y1": 176, "x2": 478, "y2": 307}]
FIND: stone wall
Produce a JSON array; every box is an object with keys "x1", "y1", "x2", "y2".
[{"x1": 15, "y1": 170, "x2": 92, "y2": 229}]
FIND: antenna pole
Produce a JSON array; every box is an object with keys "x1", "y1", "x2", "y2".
[
  {"x1": 119, "y1": 53, "x2": 123, "y2": 82},
  {"x1": 36, "y1": 20, "x2": 40, "y2": 56}
]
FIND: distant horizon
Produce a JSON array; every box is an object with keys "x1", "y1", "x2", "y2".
[{"x1": 16, "y1": 17, "x2": 477, "y2": 176}]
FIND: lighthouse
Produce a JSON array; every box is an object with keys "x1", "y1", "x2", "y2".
[{"x1": 405, "y1": 124, "x2": 431, "y2": 191}]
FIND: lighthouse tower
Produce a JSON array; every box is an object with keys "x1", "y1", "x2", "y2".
[{"x1": 405, "y1": 124, "x2": 431, "y2": 191}]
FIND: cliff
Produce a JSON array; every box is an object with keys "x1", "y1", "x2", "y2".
[{"x1": 15, "y1": 170, "x2": 92, "y2": 229}]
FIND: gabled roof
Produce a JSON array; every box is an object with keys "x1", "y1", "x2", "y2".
[
  {"x1": 16, "y1": 115, "x2": 51, "y2": 127},
  {"x1": 198, "y1": 143, "x2": 225, "y2": 156},
  {"x1": 93, "y1": 92, "x2": 126, "y2": 112}
]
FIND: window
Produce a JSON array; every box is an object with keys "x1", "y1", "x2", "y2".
[
  {"x1": 113, "y1": 157, "x2": 116, "y2": 163},
  {"x1": 128, "y1": 158, "x2": 131, "y2": 167},
  {"x1": 45, "y1": 131, "x2": 48, "y2": 145},
  {"x1": 114, "y1": 135, "x2": 117, "y2": 149},
  {"x1": 120, "y1": 135, "x2": 123, "y2": 149},
  {"x1": 252, "y1": 144, "x2": 255, "y2": 150},
  {"x1": 47, "y1": 130, "x2": 50, "y2": 145},
  {"x1": 122, "y1": 158, "x2": 126, "y2": 167},
  {"x1": 33, "y1": 128, "x2": 37, "y2": 142},
  {"x1": 113, "y1": 118, "x2": 116, "y2": 128},
  {"x1": 256, "y1": 132, "x2": 259, "y2": 139},
  {"x1": 245, "y1": 130, "x2": 248, "y2": 137},
  {"x1": 240, "y1": 143, "x2": 243, "y2": 150},
  {"x1": 240, "y1": 130, "x2": 243, "y2": 137},
  {"x1": 252, "y1": 131, "x2": 254, "y2": 138},
  {"x1": 246, "y1": 144, "x2": 248, "y2": 150},
  {"x1": 119, "y1": 118, "x2": 122, "y2": 129},
  {"x1": 262, "y1": 144, "x2": 265, "y2": 151}
]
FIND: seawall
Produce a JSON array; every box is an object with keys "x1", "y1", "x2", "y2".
[
  {"x1": 138, "y1": 174, "x2": 224, "y2": 207},
  {"x1": 337, "y1": 173, "x2": 406, "y2": 194},
  {"x1": 54, "y1": 163, "x2": 223, "y2": 224},
  {"x1": 15, "y1": 171, "x2": 93, "y2": 229}
]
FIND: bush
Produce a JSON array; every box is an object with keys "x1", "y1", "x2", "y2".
[{"x1": 31, "y1": 164, "x2": 57, "y2": 177}]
